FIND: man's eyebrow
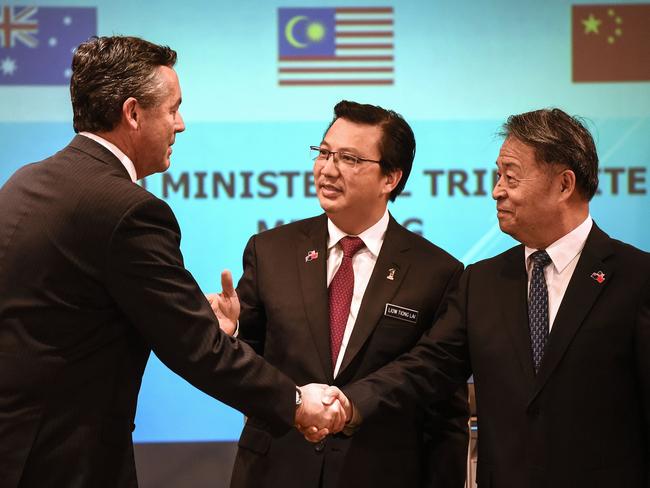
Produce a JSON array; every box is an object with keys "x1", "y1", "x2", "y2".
[{"x1": 496, "y1": 161, "x2": 519, "y2": 169}]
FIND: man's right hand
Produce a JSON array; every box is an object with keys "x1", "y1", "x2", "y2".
[
  {"x1": 295, "y1": 384, "x2": 353, "y2": 442},
  {"x1": 206, "y1": 270, "x2": 240, "y2": 335}
]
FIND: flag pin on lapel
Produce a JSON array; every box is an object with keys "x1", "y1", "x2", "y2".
[
  {"x1": 386, "y1": 268, "x2": 396, "y2": 281},
  {"x1": 305, "y1": 250, "x2": 319, "y2": 262},
  {"x1": 590, "y1": 270, "x2": 606, "y2": 284}
]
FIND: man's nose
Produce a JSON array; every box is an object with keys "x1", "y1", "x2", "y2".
[
  {"x1": 176, "y1": 111, "x2": 186, "y2": 133},
  {"x1": 320, "y1": 153, "x2": 340, "y2": 175},
  {"x1": 492, "y1": 177, "x2": 506, "y2": 200}
]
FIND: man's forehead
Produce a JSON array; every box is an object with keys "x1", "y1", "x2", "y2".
[
  {"x1": 156, "y1": 68, "x2": 182, "y2": 102},
  {"x1": 324, "y1": 118, "x2": 382, "y2": 142},
  {"x1": 497, "y1": 137, "x2": 535, "y2": 164}
]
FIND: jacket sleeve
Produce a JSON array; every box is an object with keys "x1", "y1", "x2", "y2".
[
  {"x1": 422, "y1": 263, "x2": 469, "y2": 488},
  {"x1": 636, "y1": 277, "x2": 650, "y2": 487},
  {"x1": 104, "y1": 196, "x2": 295, "y2": 435},
  {"x1": 342, "y1": 265, "x2": 473, "y2": 426}
]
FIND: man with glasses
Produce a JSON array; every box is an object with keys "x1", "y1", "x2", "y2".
[{"x1": 214, "y1": 100, "x2": 469, "y2": 488}]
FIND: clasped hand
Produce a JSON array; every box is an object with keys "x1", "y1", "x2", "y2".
[
  {"x1": 295, "y1": 383, "x2": 352, "y2": 443},
  {"x1": 206, "y1": 271, "x2": 354, "y2": 443}
]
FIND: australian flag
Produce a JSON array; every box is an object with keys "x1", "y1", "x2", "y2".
[{"x1": 0, "y1": 6, "x2": 96, "y2": 85}]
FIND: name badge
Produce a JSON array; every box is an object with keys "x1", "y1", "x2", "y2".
[{"x1": 384, "y1": 303, "x2": 418, "y2": 324}]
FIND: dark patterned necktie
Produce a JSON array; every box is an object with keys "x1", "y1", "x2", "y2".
[
  {"x1": 328, "y1": 236, "x2": 365, "y2": 367},
  {"x1": 528, "y1": 250, "x2": 552, "y2": 374}
]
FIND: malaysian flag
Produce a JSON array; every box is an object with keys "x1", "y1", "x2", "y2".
[
  {"x1": 278, "y1": 7, "x2": 394, "y2": 86},
  {"x1": 0, "y1": 6, "x2": 96, "y2": 85}
]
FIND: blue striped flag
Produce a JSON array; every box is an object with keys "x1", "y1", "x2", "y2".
[{"x1": 278, "y1": 7, "x2": 394, "y2": 86}]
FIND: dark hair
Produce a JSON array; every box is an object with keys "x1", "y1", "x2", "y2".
[
  {"x1": 70, "y1": 36, "x2": 177, "y2": 133},
  {"x1": 327, "y1": 100, "x2": 415, "y2": 201},
  {"x1": 499, "y1": 108, "x2": 599, "y2": 200}
]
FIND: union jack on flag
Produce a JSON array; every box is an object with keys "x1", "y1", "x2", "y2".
[
  {"x1": 1, "y1": 5, "x2": 38, "y2": 48},
  {"x1": 0, "y1": 6, "x2": 96, "y2": 85}
]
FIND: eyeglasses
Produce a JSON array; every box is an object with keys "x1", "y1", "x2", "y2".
[{"x1": 310, "y1": 146, "x2": 381, "y2": 168}]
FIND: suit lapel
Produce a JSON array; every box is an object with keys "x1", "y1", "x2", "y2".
[
  {"x1": 529, "y1": 224, "x2": 613, "y2": 403},
  {"x1": 500, "y1": 246, "x2": 537, "y2": 383},
  {"x1": 295, "y1": 215, "x2": 334, "y2": 382},
  {"x1": 337, "y1": 216, "x2": 410, "y2": 376}
]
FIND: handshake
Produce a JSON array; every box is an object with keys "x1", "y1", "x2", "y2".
[
  {"x1": 207, "y1": 272, "x2": 356, "y2": 442},
  {"x1": 294, "y1": 383, "x2": 354, "y2": 443}
]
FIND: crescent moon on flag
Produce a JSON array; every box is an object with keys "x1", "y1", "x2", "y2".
[{"x1": 285, "y1": 15, "x2": 308, "y2": 48}]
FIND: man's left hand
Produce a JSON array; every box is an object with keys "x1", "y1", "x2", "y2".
[{"x1": 206, "y1": 270, "x2": 240, "y2": 335}]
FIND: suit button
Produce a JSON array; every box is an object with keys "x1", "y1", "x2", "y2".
[{"x1": 314, "y1": 440, "x2": 325, "y2": 452}]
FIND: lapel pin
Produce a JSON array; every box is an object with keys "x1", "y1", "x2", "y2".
[
  {"x1": 590, "y1": 271, "x2": 606, "y2": 284},
  {"x1": 305, "y1": 250, "x2": 319, "y2": 262},
  {"x1": 386, "y1": 268, "x2": 396, "y2": 281}
]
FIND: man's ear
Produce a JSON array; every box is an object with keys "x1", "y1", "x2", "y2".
[
  {"x1": 122, "y1": 97, "x2": 139, "y2": 130},
  {"x1": 557, "y1": 168, "x2": 577, "y2": 202},
  {"x1": 383, "y1": 169, "x2": 403, "y2": 196}
]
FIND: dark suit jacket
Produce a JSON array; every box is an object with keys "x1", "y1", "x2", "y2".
[
  {"x1": 345, "y1": 224, "x2": 650, "y2": 488},
  {"x1": 230, "y1": 214, "x2": 468, "y2": 488},
  {"x1": 0, "y1": 136, "x2": 296, "y2": 488}
]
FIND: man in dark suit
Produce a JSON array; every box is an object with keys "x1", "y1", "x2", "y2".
[
  {"x1": 342, "y1": 108, "x2": 650, "y2": 487},
  {"x1": 214, "y1": 101, "x2": 469, "y2": 488},
  {"x1": 0, "y1": 36, "x2": 345, "y2": 488}
]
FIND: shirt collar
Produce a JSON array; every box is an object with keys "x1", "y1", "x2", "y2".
[
  {"x1": 327, "y1": 207, "x2": 389, "y2": 257},
  {"x1": 79, "y1": 132, "x2": 138, "y2": 183},
  {"x1": 525, "y1": 215, "x2": 593, "y2": 273}
]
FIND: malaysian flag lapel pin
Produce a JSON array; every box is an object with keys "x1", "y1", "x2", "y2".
[
  {"x1": 305, "y1": 250, "x2": 319, "y2": 262},
  {"x1": 590, "y1": 271, "x2": 606, "y2": 284}
]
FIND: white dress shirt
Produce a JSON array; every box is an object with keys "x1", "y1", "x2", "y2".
[
  {"x1": 79, "y1": 132, "x2": 138, "y2": 183},
  {"x1": 327, "y1": 208, "x2": 389, "y2": 377},
  {"x1": 525, "y1": 215, "x2": 593, "y2": 331}
]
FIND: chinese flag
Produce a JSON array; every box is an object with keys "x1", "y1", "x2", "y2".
[{"x1": 572, "y1": 4, "x2": 650, "y2": 82}]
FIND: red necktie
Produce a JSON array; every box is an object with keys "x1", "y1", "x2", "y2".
[{"x1": 328, "y1": 236, "x2": 365, "y2": 367}]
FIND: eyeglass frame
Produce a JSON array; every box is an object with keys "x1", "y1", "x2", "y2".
[{"x1": 310, "y1": 145, "x2": 382, "y2": 168}]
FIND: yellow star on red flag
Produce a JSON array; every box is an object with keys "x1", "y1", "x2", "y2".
[{"x1": 582, "y1": 13, "x2": 602, "y2": 33}]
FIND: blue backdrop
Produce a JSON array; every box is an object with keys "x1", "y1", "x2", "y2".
[{"x1": 1, "y1": 0, "x2": 648, "y2": 442}]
